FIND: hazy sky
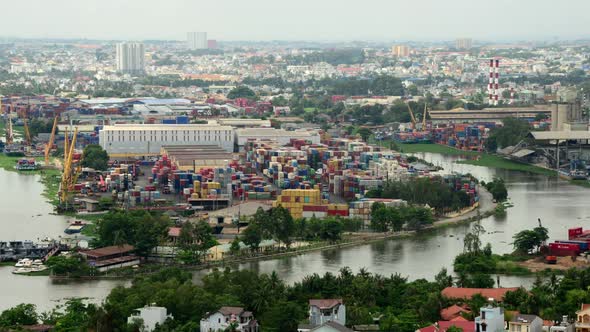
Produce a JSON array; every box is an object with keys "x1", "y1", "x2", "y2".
[{"x1": 2, "y1": 0, "x2": 589, "y2": 41}]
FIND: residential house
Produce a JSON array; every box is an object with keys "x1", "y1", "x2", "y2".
[
  {"x1": 548, "y1": 316, "x2": 574, "y2": 332},
  {"x1": 127, "y1": 306, "x2": 172, "y2": 332},
  {"x1": 309, "y1": 299, "x2": 346, "y2": 327},
  {"x1": 475, "y1": 306, "x2": 505, "y2": 332},
  {"x1": 298, "y1": 299, "x2": 347, "y2": 332},
  {"x1": 509, "y1": 314, "x2": 543, "y2": 332},
  {"x1": 200, "y1": 306, "x2": 259, "y2": 332},
  {"x1": 576, "y1": 304, "x2": 590, "y2": 332}
]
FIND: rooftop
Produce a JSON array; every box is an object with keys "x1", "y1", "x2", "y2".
[
  {"x1": 309, "y1": 299, "x2": 343, "y2": 310},
  {"x1": 101, "y1": 124, "x2": 233, "y2": 131},
  {"x1": 82, "y1": 244, "x2": 134, "y2": 258},
  {"x1": 441, "y1": 287, "x2": 519, "y2": 301}
]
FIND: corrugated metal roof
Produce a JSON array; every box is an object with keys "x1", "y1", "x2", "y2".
[
  {"x1": 530, "y1": 131, "x2": 590, "y2": 140},
  {"x1": 101, "y1": 124, "x2": 232, "y2": 131}
]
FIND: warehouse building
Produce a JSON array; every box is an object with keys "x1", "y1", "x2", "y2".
[
  {"x1": 99, "y1": 124, "x2": 234, "y2": 157},
  {"x1": 235, "y1": 128, "x2": 320, "y2": 150},
  {"x1": 160, "y1": 145, "x2": 235, "y2": 171}
]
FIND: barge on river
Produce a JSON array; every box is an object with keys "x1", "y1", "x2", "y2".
[{"x1": 0, "y1": 240, "x2": 58, "y2": 261}]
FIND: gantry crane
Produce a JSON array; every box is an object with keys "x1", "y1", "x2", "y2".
[{"x1": 44, "y1": 117, "x2": 58, "y2": 166}]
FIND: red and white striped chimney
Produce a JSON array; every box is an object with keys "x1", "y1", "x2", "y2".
[
  {"x1": 488, "y1": 59, "x2": 494, "y2": 105},
  {"x1": 494, "y1": 59, "x2": 500, "y2": 106}
]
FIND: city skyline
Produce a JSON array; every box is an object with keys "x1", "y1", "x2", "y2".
[{"x1": 0, "y1": 0, "x2": 589, "y2": 42}]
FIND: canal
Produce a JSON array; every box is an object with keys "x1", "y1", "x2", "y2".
[{"x1": 1, "y1": 153, "x2": 590, "y2": 312}]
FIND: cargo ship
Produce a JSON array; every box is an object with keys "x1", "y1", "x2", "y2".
[{"x1": 15, "y1": 158, "x2": 39, "y2": 171}]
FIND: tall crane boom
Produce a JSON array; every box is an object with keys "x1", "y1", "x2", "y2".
[
  {"x1": 44, "y1": 117, "x2": 58, "y2": 166},
  {"x1": 23, "y1": 118, "x2": 32, "y2": 146},
  {"x1": 406, "y1": 103, "x2": 417, "y2": 130},
  {"x1": 60, "y1": 127, "x2": 78, "y2": 205},
  {"x1": 422, "y1": 104, "x2": 428, "y2": 130}
]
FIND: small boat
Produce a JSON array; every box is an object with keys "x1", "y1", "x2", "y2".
[
  {"x1": 12, "y1": 267, "x2": 31, "y2": 274},
  {"x1": 64, "y1": 221, "x2": 87, "y2": 234},
  {"x1": 31, "y1": 265, "x2": 48, "y2": 272},
  {"x1": 32, "y1": 259, "x2": 44, "y2": 266},
  {"x1": 14, "y1": 258, "x2": 33, "y2": 267}
]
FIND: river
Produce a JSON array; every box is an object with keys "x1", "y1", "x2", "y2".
[{"x1": 1, "y1": 153, "x2": 590, "y2": 312}]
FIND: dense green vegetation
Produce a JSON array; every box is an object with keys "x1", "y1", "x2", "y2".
[
  {"x1": 482, "y1": 178, "x2": 508, "y2": 202},
  {"x1": 81, "y1": 144, "x2": 109, "y2": 171},
  {"x1": 484, "y1": 117, "x2": 531, "y2": 152},
  {"x1": 227, "y1": 86, "x2": 257, "y2": 100},
  {"x1": 457, "y1": 155, "x2": 556, "y2": 176},
  {"x1": 45, "y1": 254, "x2": 92, "y2": 277},
  {"x1": 92, "y1": 210, "x2": 171, "y2": 257},
  {"x1": 370, "y1": 202, "x2": 434, "y2": 232},
  {"x1": 5, "y1": 262, "x2": 590, "y2": 331},
  {"x1": 367, "y1": 176, "x2": 475, "y2": 214}
]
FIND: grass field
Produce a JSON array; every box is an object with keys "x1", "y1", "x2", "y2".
[
  {"x1": 394, "y1": 142, "x2": 557, "y2": 176},
  {"x1": 398, "y1": 143, "x2": 480, "y2": 156}
]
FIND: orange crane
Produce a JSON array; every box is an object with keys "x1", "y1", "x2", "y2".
[
  {"x1": 23, "y1": 118, "x2": 32, "y2": 146},
  {"x1": 44, "y1": 117, "x2": 58, "y2": 166},
  {"x1": 421, "y1": 104, "x2": 428, "y2": 130},
  {"x1": 406, "y1": 103, "x2": 417, "y2": 131},
  {"x1": 60, "y1": 127, "x2": 78, "y2": 205}
]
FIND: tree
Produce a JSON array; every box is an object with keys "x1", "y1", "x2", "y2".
[
  {"x1": 512, "y1": 226, "x2": 548, "y2": 254},
  {"x1": 46, "y1": 254, "x2": 90, "y2": 276},
  {"x1": 271, "y1": 206, "x2": 295, "y2": 248},
  {"x1": 81, "y1": 144, "x2": 109, "y2": 171},
  {"x1": 229, "y1": 238, "x2": 241, "y2": 256},
  {"x1": 243, "y1": 221, "x2": 263, "y2": 251},
  {"x1": 484, "y1": 178, "x2": 508, "y2": 202},
  {"x1": 357, "y1": 127, "x2": 372, "y2": 142},
  {"x1": 0, "y1": 303, "x2": 38, "y2": 328},
  {"x1": 227, "y1": 86, "x2": 256, "y2": 100},
  {"x1": 320, "y1": 218, "x2": 343, "y2": 243}
]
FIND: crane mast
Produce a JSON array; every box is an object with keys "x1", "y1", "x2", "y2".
[{"x1": 44, "y1": 117, "x2": 58, "y2": 166}]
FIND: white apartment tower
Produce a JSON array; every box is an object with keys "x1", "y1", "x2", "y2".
[
  {"x1": 187, "y1": 32, "x2": 207, "y2": 49},
  {"x1": 116, "y1": 42, "x2": 145, "y2": 74}
]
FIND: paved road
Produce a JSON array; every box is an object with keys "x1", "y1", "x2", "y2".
[{"x1": 435, "y1": 185, "x2": 496, "y2": 226}]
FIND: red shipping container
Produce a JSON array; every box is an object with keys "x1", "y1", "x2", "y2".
[
  {"x1": 328, "y1": 210, "x2": 349, "y2": 217},
  {"x1": 549, "y1": 242, "x2": 580, "y2": 254},
  {"x1": 569, "y1": 227, "x2": 583, "y2": 240},
  {"x1": 281, "y1": 196, "x2": 291, "y2": 203}
]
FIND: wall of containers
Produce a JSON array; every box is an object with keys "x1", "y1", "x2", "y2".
[
  {"x1": 431, "y1": 123, "x2": 494, "y2": 151},
  {"x1": 149, "y1": 156, "x2": 277, "y2": 203},
  {"x1": 546, "y1": 227, "x2": 590, "y2": 257}
]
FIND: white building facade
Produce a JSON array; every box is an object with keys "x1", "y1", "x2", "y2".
[
  {"x1": 99, "y1": 124, "x2": 234, "y2": 157},
  {"x1": 127, "y1": 306, "x2": 172, "y2": 332},
  {"x1": 116, "y1": 42, "x2": 145, "y2": 74},
  {"x1": 188, "y1": 32, "x2": 208, "y2": 49}
]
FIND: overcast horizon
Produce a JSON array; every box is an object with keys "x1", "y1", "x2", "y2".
[{"x1": 1, "y1": 0, "x2": 589, "y2": 42}]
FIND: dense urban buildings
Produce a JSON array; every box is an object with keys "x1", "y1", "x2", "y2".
[{"x1": 391, "y1": 44, "x2": 411, "y2": 57}]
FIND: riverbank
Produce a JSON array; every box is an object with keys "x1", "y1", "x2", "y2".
[
  {"x1": 0, "y1": 154, "x2": 61, "y2": 206},
  {"x1": 399, "y1": 143, "x2": 557, "y2": 176}
]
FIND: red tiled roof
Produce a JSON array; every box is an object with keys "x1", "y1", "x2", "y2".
[
  {"x1": 438, "y1": 320, "x2": 475, "y2": 332},
  {"x1": 440, "y1": 304, "x2": 471, "y2": 321},
  {"x1": 451, "y1": 316, "x2": 469, "y2": 322},
  {"x1": 417, "y1": 325, "x2": 438, "y2": 332},
  {"x1": 168, "y1": 227, "x2": 181, "y2": 237},
  {"x1": 309, "y1": 299, "x2": 343, "y2": 309},
  {"x1": 441, "y1": 287, "x2": 519, "y2": 301},
  {"x1": 582, "y1": 304, "x2": 590, "y2": 311}
]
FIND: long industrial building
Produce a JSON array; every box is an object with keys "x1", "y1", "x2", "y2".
[
  {"x1": 429, "y1": 106, "x2": 551, "y2": 123},
  {"x1": 235, "y1": 128, "x2": 320, "y2": 150},
  {"x1": 99, "y1": 124, "x2": 234, "y2": 157}
]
